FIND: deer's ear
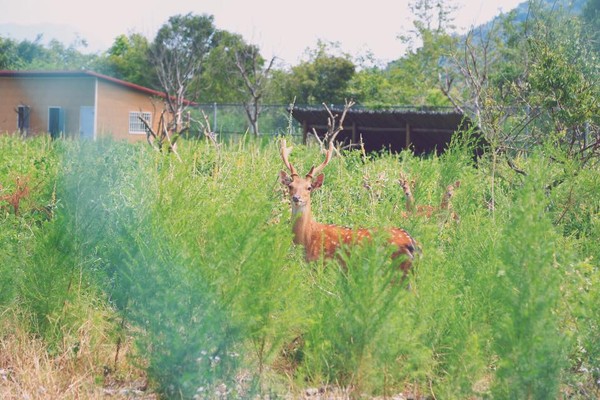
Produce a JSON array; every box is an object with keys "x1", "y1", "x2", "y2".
[
  {"x1": 311, "y1": 174, "x2": 325, "y2": 190},
  {"x1": 280, "y1": 170, "x2": 293, "y2": 186}
]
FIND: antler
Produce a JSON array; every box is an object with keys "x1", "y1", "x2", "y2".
[
  {"x1": 306, "y1": 141, "x2": 334, "y2": 179},
  {"x1": 280, "y1": 138, "x2": 298, "y2": 177},
  {"x1": 398, "y1": 171, "x2": 408, "y2": 185},
  {"x1": 398, "y1": 172, "x2": 413, "y2": 191}
]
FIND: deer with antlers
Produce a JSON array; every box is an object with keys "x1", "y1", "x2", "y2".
[
  {"x1": 279, "y1": 139, "x2": 418, "y2": 274},
  {"x1": 398, "y1": 176, "x2": 461, "y2": 220}
]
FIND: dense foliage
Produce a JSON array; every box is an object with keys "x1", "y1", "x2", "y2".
[{"x1": 1, "y1": 133, "x2": 599, "y2": 398}]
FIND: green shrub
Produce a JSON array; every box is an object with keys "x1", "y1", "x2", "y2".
[
  {"x1": 490, "y1": 154, "x2": 568, "y2": 399},
  {"x1": 1, "y1": 134, "x2": 598, "y2": 398},
  {"x1": 299, "y1": 238, "x2": 410, "y2": 393}
]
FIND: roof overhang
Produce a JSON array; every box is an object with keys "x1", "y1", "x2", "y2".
[{"x1": 0, "y1": 70, "x2": 197, "y2": 106}]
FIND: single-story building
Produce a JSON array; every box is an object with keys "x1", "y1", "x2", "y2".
[
  {"x1": 292, "y1": 105, "x2": 476, "y2": 154},
  {"x1": 0, "y1": 70, "x2": 173, "y2": 141}
]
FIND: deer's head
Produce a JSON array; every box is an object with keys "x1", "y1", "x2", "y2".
[
  {"x1": 444, "y1": 180, "x2": 461, "y2": 200},
  {"x1": 440, "y1": 180, "x2": 461, "y2": 210},
  {"x1": 279, "y1": 139, "x2": 332, "y2": 215},
  {"x1": 398, "y1": 173, "x2": 415, "y2": 199}
]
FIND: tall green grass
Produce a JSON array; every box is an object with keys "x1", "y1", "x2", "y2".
[{"x1": 1, "y1": 133, "x2": 598, "y2": 398}]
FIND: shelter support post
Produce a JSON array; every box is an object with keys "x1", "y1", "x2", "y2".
[{"x1": 302, "y1": 121, "x2": 308, "y2": 144}]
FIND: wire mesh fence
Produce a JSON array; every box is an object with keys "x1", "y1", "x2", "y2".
[{"x1": 194, "y1": 103, "x2": 304, "y2": 140}]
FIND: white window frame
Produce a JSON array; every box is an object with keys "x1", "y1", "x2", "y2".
[{"x1": 129, "y1": 111, "x2": 152, "y2": 134}]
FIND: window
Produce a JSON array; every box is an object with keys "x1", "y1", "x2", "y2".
[
  {"x1": 17, "y1": 105, "x2": 30, "y2": 135},
  {"x1": 129, "y1": 111, "x2": 152, "y2": 134}
]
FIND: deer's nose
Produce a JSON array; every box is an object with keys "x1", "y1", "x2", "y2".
[{"x1": 292, "y1": 194, "x2": 301, "y2": 203}]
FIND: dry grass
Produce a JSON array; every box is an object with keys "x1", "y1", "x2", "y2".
[{"x1": 0, "y1": 309, "x2": 155, "y2": 400}]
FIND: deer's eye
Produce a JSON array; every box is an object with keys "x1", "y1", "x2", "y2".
[{"x1": 307, "y1": 186, "x2": 313, "y2": 191}]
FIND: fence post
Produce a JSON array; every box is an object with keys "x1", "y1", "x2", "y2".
[{"x1": 213, "y1": 102, "x2": 218, "y2": 131}]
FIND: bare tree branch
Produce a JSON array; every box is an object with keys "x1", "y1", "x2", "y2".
[
  {"x1": 234, "y1": 47, "x2": 276, "y2": 136},
  {"x1": 322, "y1": 99, "x2": 355, "y2": 146}
]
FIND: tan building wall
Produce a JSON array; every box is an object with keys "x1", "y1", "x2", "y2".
[
  {"x1": 0, "y1": 75, "x2": 94, "y2": 136},
  {"x1": 96, "y1": 79, "x2": 160, "y2": 142}
]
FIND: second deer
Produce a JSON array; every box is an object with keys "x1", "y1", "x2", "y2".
[
  {"x1": 279, "y1": 139, "x2": 418, "y2": 274},
  {"x1": 398, "y1": 176, "x2": 461, "y2": 220}
]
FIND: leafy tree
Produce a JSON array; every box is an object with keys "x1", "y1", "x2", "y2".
[
  {"x1": 405, "y1": 0, "x2": 458, "y2": 34},
  {"x1": 348, "y1": 67, "x2": 397, "y2": 107},
  {"x1": 151, "y1": 13, "x2": 217, "y2": 99},
  {"x1": 387, "y1": 30, "x2": 457, "y2": 106},
  {"x1": 349, "y1": 0, "x2": 458, "y2": 107},
  {"x1": 527, "y1": 20, "x2": 598, "y2": 127},
  {"x1": 393, "y1": 0, "x2": 458, "y2": 105},
  {"x1": 37, "y1": 38, "x2": 97, "y2": 70},
  {"x1": 0, "y1": 34, "x2": 96, "y2": 70},
  {"x1": 582, "y1": 0, "x2": 600, "y2": 52},
  {"x1": 150, "y1": 13, "x2": 217, "y2": 133},
  {"x1": 0, "y1": 36, "x2": 22, "y2": 69},
  {"x1": 196, "y1": 30, "x2": 275, "y2": 135},
  {"x1": 96, "y1": 33, "x2": 156, "y2": 89},
  {"x1": 195, "y1": 30, "x2": 249, "y2": 103},
  {"x1": 443, "y1": 1, "x2": 599, "y2": 163},
  {"x1": 269, "y1": 41, "x2": 355, "y2": 105},
  {"x1": 15, "y1": 36, "x2": 47, "y2": 66}
]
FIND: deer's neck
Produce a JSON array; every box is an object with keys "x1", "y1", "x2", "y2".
[
  {"x1": 405, "y1": 193, "x2": 415, "y2": 212},
  {"x1": 292, "y1": 204, "x2": 316, "y2": 246},
  {"x1": 440, "y1": 194, "x2": 451, "y2": 210}
]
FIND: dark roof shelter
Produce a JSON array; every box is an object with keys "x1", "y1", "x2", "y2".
[{"x1": 292, "y1": 106, "x2": 475, "y2": 154}]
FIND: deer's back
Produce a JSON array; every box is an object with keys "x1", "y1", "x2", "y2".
[{"x1": 310, "y1": 224, "x2": 416, "y2": 267}]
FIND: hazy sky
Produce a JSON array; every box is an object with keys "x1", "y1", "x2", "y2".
[{"x1": 0, "y1": 0, "x2": 523, "y2": 67}]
